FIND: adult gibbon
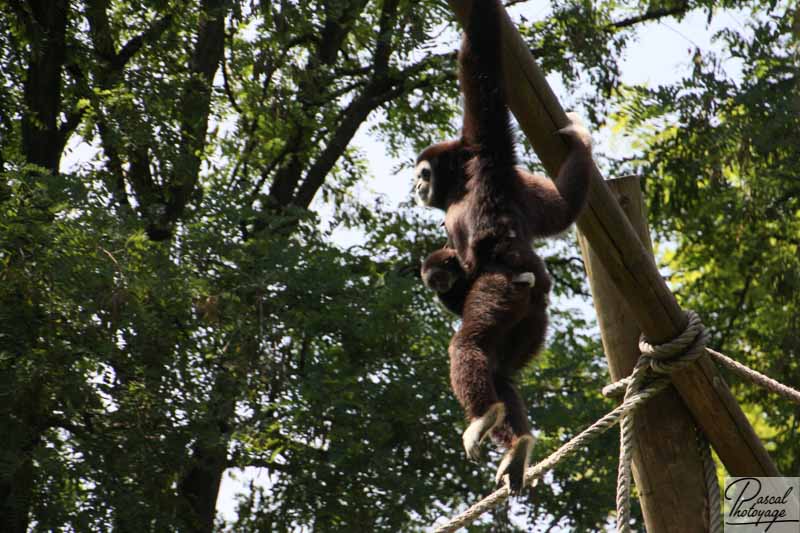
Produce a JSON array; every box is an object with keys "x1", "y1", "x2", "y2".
[{"x1": 414, "y1": 0, "x2": 593, "y2": 494}]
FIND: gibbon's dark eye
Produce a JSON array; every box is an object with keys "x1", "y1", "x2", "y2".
[{"x1": 415, "y1": 160, "x2": 433, "y2": 183}]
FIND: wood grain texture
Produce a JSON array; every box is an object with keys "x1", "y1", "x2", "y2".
[
  {"x1": 446, "y1": 0, "x2": 778, "y2": 477},
  {"x1": 579, "y1": 176, "x2": 707, "y2": 532}
]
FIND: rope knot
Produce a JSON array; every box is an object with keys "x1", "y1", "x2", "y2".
[
  {"x1": 639, "y1": 310, "x2": 709, "y2": 375},
  {"x1": 606, "y1": 310, "x2": 712, "y2": 532},
  {"x1": 602, "y1": 310, "x2": 710, "y2": 399}
]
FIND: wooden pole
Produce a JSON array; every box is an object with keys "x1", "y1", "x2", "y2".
[
  {"x1": 578, "y1": 176, "x2": 707, "y2": 532},
  {"x1": 446, "y1": 0, "x2": 779, "y2": 476}
]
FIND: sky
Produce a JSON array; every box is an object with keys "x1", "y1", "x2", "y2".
[{"x1": 215, "y1": 4, "x2": 749, "y2": 529}]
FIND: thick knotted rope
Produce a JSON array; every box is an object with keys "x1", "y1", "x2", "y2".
[{"x1": 615, "y1": 311, "x2": 712, "y2": 532}]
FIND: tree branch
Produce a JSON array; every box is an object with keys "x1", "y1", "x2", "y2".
[
  {"x1": 274, "y1": 0, "x2": 440, "y2": 210},
  {"x1": 148, "y1": 0, "x2": 228, "y2": 240},
  {"x1": 86, "y1": 0, "x2": 174, "y2": 72},
  {"x1": 264, "y1": 0, "x2": 373, "y2": 210},
  {"x1": 373, "y1": 0, "x2": 401, "y2": 75},
  {"x1": 84, "y1": 0, "x2": 175, "y2": 214},
  {"x1": 293, "y1": 55, "x2": 443, "y2": 208},
  {"x1": 221, "y1": 36, "x2": 242, "y2": 115},
  {"x1": 608, "y1": 3, "x2": 690, "y2": 30},
  {"x1": 318, "y1": 0, "x2": 371, "y2": 65},
  {"x1": 227, "y1": 458, "x2": 292, "y2": 473},
  {"x1": 84, "y1": 0, "x2": 118, "y2": 62},
  {"x1": 718, "y1": 270, "x2": 754, "y2": 351},
  {"x1": 115, "y1": 13, "x2": 174, "y2": 69},
  {"x1": 293, "y1": 85, "x2": 389, "y2": 208},
  {"x1": 56, "y1": 61, "x2": 90, "y2": 154}
]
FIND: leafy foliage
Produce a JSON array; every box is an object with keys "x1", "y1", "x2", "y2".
[{"x1": 0, "y1": 0, "x2": 796, "y2": 532}]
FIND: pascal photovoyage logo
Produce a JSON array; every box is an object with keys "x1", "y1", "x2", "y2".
[{"x1": 724, "y1": 477, "x2": 800, "y2": 532}]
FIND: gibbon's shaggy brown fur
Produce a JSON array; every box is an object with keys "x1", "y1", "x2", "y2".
[
  {"x1": 414, "y1": 0, "x2": 593, "y2": 494},
  {"x1": 421, "y1": 246, "x2": 550, "y2": 492}
]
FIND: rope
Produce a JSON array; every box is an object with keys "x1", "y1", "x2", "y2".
[
  {"x1": 603, "y1": 347, "x2": 800, "y2": 404},
  {"x1": 431, "y1": 310, "x2": 800, "y2": 532},
  {"x1": 616, "y1": 310, "x2": 710, "y2": 531},
  {"x1": 615, "y1": 358, "x2": 649, "y2": 532},
  {"x1": 706, "y1": 347, "x2": 800, "y2": 404},
  {"x1": 432, "y1": 381, "x2": 667, "y2": 533},
  {"x1": 698, "y1": 432, "x2": 723, "y2": 533}
]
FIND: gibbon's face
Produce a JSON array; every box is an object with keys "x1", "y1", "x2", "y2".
[
  {"x1": 413, "y1": 139, "x2": 466, "y2": 210},
  {"x1": 414, "y1": 159, "x2": 434, "y2": 207}
]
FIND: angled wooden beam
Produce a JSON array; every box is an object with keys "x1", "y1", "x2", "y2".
[{"x1": 446, "y1": 0, "x2": 778, "y2": 477}]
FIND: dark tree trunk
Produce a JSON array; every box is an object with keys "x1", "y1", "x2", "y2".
[
  {"x1": 21, "y1": 0, "x2": 69, "y2": 173},
  {"x1": 0, "y1": 381, "x2": 45, "y2": 533},
  {"x1": 1, "y1": 2, "x2": 69, "y2": 530},
  {"x1": 177, "y1": 444, "x2": 229, "y2": 533},
  {"x1": 176, "y1": 369, "x2": 236, "y2": 533}
]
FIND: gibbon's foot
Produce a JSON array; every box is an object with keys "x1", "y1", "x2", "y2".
[
  {"x1": 556, "y1": 112, "x2": 593, "y2": 151},
  {"x1": 511, "y1": 272, "x2": 536, "y2": 286},
  {"x1": 495, "y1": 434, "x2": 535, "y2": 496},
  {"x1": 462, "y1": 402, "x2": 506, "y2": 461}
]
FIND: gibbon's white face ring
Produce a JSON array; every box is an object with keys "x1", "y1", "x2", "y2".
[{"x1": 414, "y1": 160, "x2": 434, "y2": 206}]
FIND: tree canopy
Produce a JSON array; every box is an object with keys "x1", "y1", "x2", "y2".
[{"x1": 0, "y1": 0, "x2": 797, "y2": 531}]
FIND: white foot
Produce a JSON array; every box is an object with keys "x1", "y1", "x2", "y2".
[
  {"x1": 495, "y1": 434, "x2": 535, "y2": 495},
  {"x1": 462, "y1": 402, "x2": 506, "y2": 461},
  {"x1": 512, "y1": 272, "x2": 536, "y2": 286}
]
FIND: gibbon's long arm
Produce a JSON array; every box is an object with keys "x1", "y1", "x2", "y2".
[
  {"x1": 522, "y1": 121, "x2": 594, "y2": 237},
  {"x1": 458, "y1": 0, "x2": 516, "y2": 169}
]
